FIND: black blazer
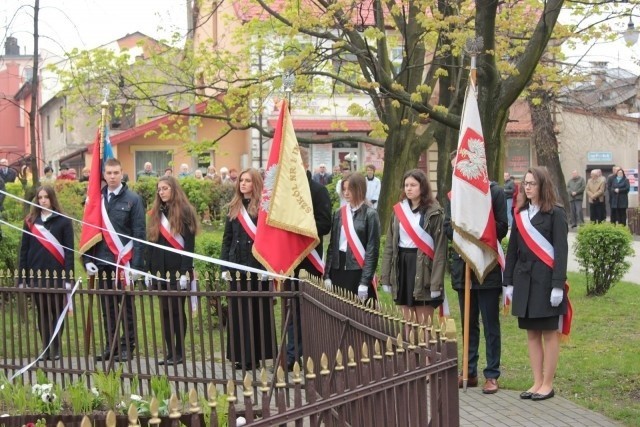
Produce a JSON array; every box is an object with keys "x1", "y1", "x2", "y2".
[
  {"x1": 19, "y1": 213, "x2": 74, "y2": 285},
  {"x1": 504, "y1": 205, "x2": 568, "y2": 319},
  {"x1": 220, "y1": 200, "x2": 263, "y2": 273},
  {"x1": 147, "y1": 210, "x2": 195, "y2": 285}
]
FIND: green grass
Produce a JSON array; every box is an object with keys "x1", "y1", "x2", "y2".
[{"x1": 382, "y1": 273, "x2": 640, "y2": 426}]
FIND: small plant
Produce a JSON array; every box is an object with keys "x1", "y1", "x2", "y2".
[
  {"x1": 92, "y1": 366, "x2": 123, "y2": 411},
  {"x1": 150, "y1": 375, "x2": 172, "y2": 403},
  {"x1": 574, "y1": 223, "x2": 635, "y2": 296},
  {"x1": 66, "y1": 378, "x2": 103, "y2": 414}
]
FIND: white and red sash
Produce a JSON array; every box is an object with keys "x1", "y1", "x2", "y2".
[
  {"x1": 101, "y1": 197, "x2": 134, "y2": 284},
  {"x1": 160, "y1": 213, "x2": 185, "y2": 249},
  {"x1": 27, "y1": 220, "x2": 65, "y2": 266},
  {"x1": 514, "y1": 209, "x2": 573, "y2": 337},
  {"x1": 238, "y1": 206, "x2": 257, "y2": 240},
  {"x1": 341, "y1": 206, "x2": 366, "y2": 267},
  {"x1": 340, "y1": 206, "x2": 377, "y2": 293},
  {"x1": 307, "y1": 248, "x2": 325, "y2": 275},
  {"x1": 393, "y1": 201, "x2": 435, "y2": 260}
]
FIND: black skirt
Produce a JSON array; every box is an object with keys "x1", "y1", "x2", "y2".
[
  {"x1": 395, "y1": 248, "x2": 442, "y2": 308},
  {"x1": 518, "y1": 315, "x2": 559, "y2": 331},
  {"x1": 329, "y1": 251, "x2": 376, "y2": 300}
]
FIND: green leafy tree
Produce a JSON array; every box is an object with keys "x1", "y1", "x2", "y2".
[{"x1": 574, "y1": 223, "x2": 635, "y2": 296}]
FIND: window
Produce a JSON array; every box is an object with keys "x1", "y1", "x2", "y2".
[
  {"x1": 46, "y1": 115, "x2": 51, "y2": 140},
  {"x1": 197, "y1": 152, "x2": 213, "y2": 170},
  {"x1": 135, "y1": 151, "x2": 172, "y2": 179},
  {"x1": 110, "y1": 103, "x2": 136, "y2": 130},
  {"x1": 390, "y1": 46, "x2": 403, "y2": 76},
  {"x1": 58, "y1": 106, "x2": 64, "y2": 133},
  {"x1": 331, "y1": 45, "x2": 360, "y2": 93}
]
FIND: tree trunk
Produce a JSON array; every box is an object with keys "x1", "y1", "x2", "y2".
[
  {"x1": 528, "y1": 91, "x2": 570, "y2": 212},
  {"x1": 24, "y1": 0, "x2": 40, "y2": 213}
]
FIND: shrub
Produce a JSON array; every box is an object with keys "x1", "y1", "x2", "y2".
[
  {"x1": 0, "y1": 223, "x2": 20, "y2": 275},
  {"x1": 194, "y1": 232, "x2": 223, "y2": 282},
  {"x1": 573, "y1": 223, "x2": 634, "y2": 296},
  {"x1": 1, "y1": 182, "x2": 27, "y2": 222}
]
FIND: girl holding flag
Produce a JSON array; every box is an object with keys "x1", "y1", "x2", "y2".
[
  {"x1": 380, "y1": 169, "x2": 446, "y2": 326},
  {"x1": 221, "y1": 168, "x2": 276, "y2": 371},
  {"x1": 504, "y1": 166, "x2": 569, "y2": 401},
  {"x1": 19, "y1": 185, "x2": 74, "y2": 361},
  {"x1": 324, "y1": 173, "x2": 381, "y2": 301},
  {"x1": 147, "y1": 176, "x2": 199, "y2": 365}
]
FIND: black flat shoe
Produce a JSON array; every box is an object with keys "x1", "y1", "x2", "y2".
[
  {"x1": 158, "y1": 356, "x2": 173, "y2": 365},
  {"x1": 531, "y1": 389, "x2": 555, "y2": 401},
  {"x1": 48, "y1": 353, "x2": 60, "y2": 361},
  {"x1": 519, "y1": 391, "x2": 534, "y2": 399}
]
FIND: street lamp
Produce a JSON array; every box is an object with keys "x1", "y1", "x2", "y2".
[
  {"x1": 344, "y1": 152, "x2": 358, "y2": 171},
  {"x1": 624, "y1": 14, "x2": 639, "y2": 45}
]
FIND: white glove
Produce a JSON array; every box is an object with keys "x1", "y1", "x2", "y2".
[
  {"x1": 504, "y1": 285, "x2": 514, "y2": 301},
  {"x1": 261, "y1": 273, "x2": 269, "y2": 281},
  {"x1": 65, "y1": 282, "x2": 72, "y2": 290},
  {"x1": 130, "y1": 272, "x2": 141, "y2": 282},
  {"x1": 323, "y1": 278, "x2": 332, "y2": 290},
  {"x1": 179, "y1": 275, "x2": 189, "y2": 290},
  {"x1": 550, "y1": 288, "x2": 563, "y2": 307},
  {"x1": 430, "y1": 290, "x2": 441, "y2": 299},
  {"x1": 382, "y1": 285, "x2": 391, "y2": 293},
  {"x1": 144, "y1": 275, "x2": 152, "y2": 288},
  {"x1": 85, "y1": 262, "x2": 98, "y2": 276},
  {"x1": 357, "y1": 285, "x2": 368, "y2": 301},
  {"x1": 221, "y1": 271, "x2": 231, "y2": 282}
]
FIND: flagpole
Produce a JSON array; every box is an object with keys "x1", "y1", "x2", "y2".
[
  {"x1": 461, "y1": 37, "x2": 483, "y2": 392},
  {"x1": 84, "y1": 87, "x2": 110, "y2": 354}
]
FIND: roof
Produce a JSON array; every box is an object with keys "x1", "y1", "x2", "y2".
[
  {"x1": 266, "y1": 117, "x2": 372, "y2": 132},
  {"x1": 558, "y1": 68, "x2": 639, "y2": 110},
  {"x1": 506, "y1": 100, "x2": 532, "y2": 134}
]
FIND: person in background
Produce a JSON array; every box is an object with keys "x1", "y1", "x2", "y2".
[
  {"x1": 446, "y1": 151, "x2": 508, "y2": 394},
  {"x1": 335, "y1": 166, "x2": 351, "y2": 207},
  {"x1": 586, "y1": 169, "x2": 605, "y2": 223},
  {"x1": 83, "y1": 158, "x2": 146, "y2": 363},
  {"x1": 219, "y1": 167, "x2": 230, "y2": 183},
  {"x1": 381, "y1": 169, "x2": 446, "y2": 332},
  {"x1": 312, "y1": 163, "x2": 333, "y2": 186},
  {"x1": 40, "y1": 166, "x2": 56, "y2": 184},
  {"x1": 503, "y1": 172, "x2": 515, "y2": 227},
  {"x1": 0, "y1": 158, "x2": 17, "y2": 183},
  {"x1": 19, "y1": 185, "x2": 74, "y2": 362},
  {"x1": 147, "y1": 176, "x2": 199, "y2": 365},
  {"x1": 566, "y1": 170, "x2": 586, "y2": 228},
  {"x1": 324, "y1": 173, "x2": 380, "y2": 301},
  {"x1": 0, "y1": 176, "x2": 5, "y2": 214},
  {"x1": 178, "y1": 164, "x2": 191, "y2": 179},
  {"x1": 365, "y1": 164, "x2": 381, "y2": 209},
  {"x1": 164, "y1": 168, "x2": 173, "y2": 177},
  {"x1": 228, "y1": 168, "x2": 239, "y2": 184},
  {"x1": 504, "y1": 166, "x2": 568, "y2": 401},
  {"x1": 609, "y1": 168, "x2": 630, "y2": 226},
  {"x1": 79, "y1": 167, "x2": 90, "y2": 183},
  {"x1": 194, "y1": 169, "x2": 204, "y2": 180},
  {"x1": 57, "y1": 165, "x2": 76, "y2": 181},
  {"x1": 205, "y1": 165, "x2": 218, "y2": 180},
  {"x1": 220, "y1": 168, "x2": 275, "y2": 371},
  {"x1": 137, "y1": 162, "x2": 158, "y2": 179},
  {"x1": 606, "y1": 166, "x2": 620, "y2": 205}
]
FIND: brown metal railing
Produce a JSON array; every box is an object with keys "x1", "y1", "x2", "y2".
[{"x1": 0, "y1": 269, "x2": 459, "y2": 426}]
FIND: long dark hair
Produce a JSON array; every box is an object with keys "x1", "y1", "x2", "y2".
[
  {"x1": 27, "y1": 185, "x2": 62, "y2": 224},
  {"x1": 227, "y1": 168, "x2": 263, "y2": 219},
  {"x1": 346, "y1": 173, "x2": 367, "y2": 205},
  {"x1": 516, "y1": 166, "x2": 557, "y2": 213},
  {"x1": 398, "y1": 169, "x2": 435, "y2": 211},
  {"x1": 148, "y1": 176, "x2": 199, "y2": 242}
]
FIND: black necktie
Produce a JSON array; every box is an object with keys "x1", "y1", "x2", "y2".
[{"x1": 109, "y1": 192, "x2": 115, "y2": 203}]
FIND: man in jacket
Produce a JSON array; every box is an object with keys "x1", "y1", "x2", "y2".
[
  {"x1": 365, "y1": 164, "x2": 381, "y2": 209},
  {"x1": 503, "y1": 172, "x2": 515, "y2": 227},
  {"x1": 312, "y1": 163, "x2": 333, "y2": 186},
  {"x1": 586, "y1": 169, "x2": 606, "y2": 223},
  {"x1": 566, "y1": 170, "x2": 586, "y2": 228},
  {"x1": 84, "y1": 158, "x2": 146, "y2": 362},
  {"x1": 285, "y1": 151, "x2": 332, "y2": 370},
  {"x1": 445, "y1": 159, "x2": 508, "y2": 394},
  {"x1": 0, "y1": 158, "x2": 17, "y2": 183}
]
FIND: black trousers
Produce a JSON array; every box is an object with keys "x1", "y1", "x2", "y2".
[
  {"x1": 590, "y1": 201, "x2": 606, "y2": 223},
  {"x1": 456, "y1": 288, "x2": 502, "y2": 379},
  {"x1": 34, "y1": 286, "x2": 65, "y2": 355},
  {"x1": 98, "y1": 266, "x2": 136, "y2": 353},
  {"x1": 159, "y1": 287, "x2": 187, "y2": 359}
]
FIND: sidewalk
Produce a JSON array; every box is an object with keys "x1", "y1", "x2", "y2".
[{"x1": 460, "y1": 388, "x2": 622, "y2": 426}]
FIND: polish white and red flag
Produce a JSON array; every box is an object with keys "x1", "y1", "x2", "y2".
[{"x1": 450, "y1": 83, "x2": 500, "y2": 283}]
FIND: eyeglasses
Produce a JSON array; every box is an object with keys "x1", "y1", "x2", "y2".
[
  {"x1": 157, "y1": 186, "x2": 171, "y2": 193},
  {"x1": 523, "y1": 181, "x2": 538, "y2": 187}
]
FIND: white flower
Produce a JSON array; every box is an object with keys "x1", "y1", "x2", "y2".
[
  {"x1": 40, "y1": 383, "x2": 53, "y2": 393},
  {"x1": 32, "y1": 384, "x2": 42, "y2": 395},
  {"x1": 116, "y1": 401, "x2": 126, "y2": 409},
  {"x1": 130, "y1": 394, "x2": 143, "y2": 402},
  {"x1": 236, "y1": 416, "x2": 247, "y2": 426},
  {"x1": 91, "y1": 387, "x2": 99, "y2": 397},
  {"x1": 41, "y1": 392, "x2": 56, "y2": 403}
]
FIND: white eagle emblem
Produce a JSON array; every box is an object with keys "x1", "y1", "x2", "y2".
[
  {"x1": 260, "y1": 164, "x2": 278, "y2": 212},
  {"x1": 456, "y1": 137, "x2": 488, "y2": 183}
]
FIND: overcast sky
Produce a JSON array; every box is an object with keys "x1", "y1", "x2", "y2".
[
  {"x1": 2, "y1": 0, "x2": 638, "y2": 74},
  {"x1": 1, "y1": 0, "x2": 187, "y2": 56}
]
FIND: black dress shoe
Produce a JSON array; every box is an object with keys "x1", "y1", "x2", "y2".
[
  {"x1": 95, "y1": 350, "x2": 111, "y2": 361},
  {"x1": 48, "y1": 353, "x2": 60, "y2": 361},
  {"x1": 114, "y1": 350, "x2": 132, "y2": 362},
  {"x1": 531, "y1": 389, "x2": 555, "y2": 401},
  {"x1": 158, "y1": 356, "x2": 173, "y2": 365},
  {"x1": 165, "y1": 356, "x2": 183, "y2": 365},
  {"x1": 38, "y1": 352, "x2": 49, "y2": 362},
  {"x1": 520, "y1": 391, "x2": 534, "y2": 399}
]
